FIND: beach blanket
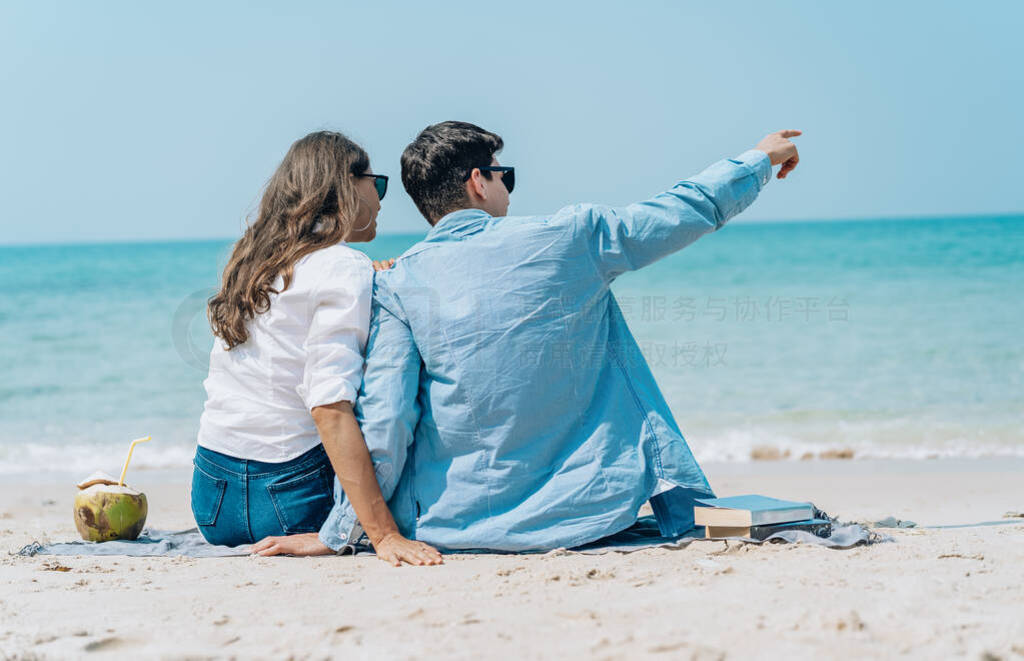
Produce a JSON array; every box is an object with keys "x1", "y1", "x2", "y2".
[
  {"x1": 17, "y1": 529, "x2": 250, "y2": 558},
  {"x1": 570, "y1": 516, "x2": 883, "y2": 554},
  {"x1": 16, "y1": 515, "x2": 884, "y2": 558}
]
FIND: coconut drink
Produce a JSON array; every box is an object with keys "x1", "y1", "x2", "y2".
[{"x1": 73, "y1": 436, "x2": 151, "y2": 542}]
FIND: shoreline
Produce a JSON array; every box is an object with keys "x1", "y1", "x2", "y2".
[{"x1": 3, "y1": 457, "x2": 1021, "y2": 528}]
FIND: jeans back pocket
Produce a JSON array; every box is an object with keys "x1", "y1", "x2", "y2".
[
  {"x1": 191, "y1": 463, "x2": 228, "y2": 527},
  {"x1": 266, "y1": 464, "x2": 333, "y2": 534}
]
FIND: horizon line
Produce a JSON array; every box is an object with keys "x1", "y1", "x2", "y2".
[{"x1": 3, "y1": 211, "x2": 1022, "y2": 249}]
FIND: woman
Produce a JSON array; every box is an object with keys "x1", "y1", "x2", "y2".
[{"x1": 192, "y1": 131, "x2": 440, "y2": 566}]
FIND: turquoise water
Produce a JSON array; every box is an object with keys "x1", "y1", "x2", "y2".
[{"x1": 1, "y1": 215, "x2": 1021, "y2": 474}]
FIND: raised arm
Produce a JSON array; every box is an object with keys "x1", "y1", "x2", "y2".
[{"x1": 578, "y1": 130, "x2": 801, "y2": 281}]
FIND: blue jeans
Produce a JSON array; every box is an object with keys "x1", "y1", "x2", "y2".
[{"x1": 190, "y1": 444, "x2": 334, "y2": 547}]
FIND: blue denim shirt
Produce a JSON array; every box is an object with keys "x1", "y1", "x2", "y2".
[{"x1": 319, "y1": 150, "x2": 772, "y2": 552}]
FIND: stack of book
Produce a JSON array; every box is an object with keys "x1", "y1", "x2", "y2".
[{"x1": 694, "y1": 495, "x2": 832, "y2": 540}]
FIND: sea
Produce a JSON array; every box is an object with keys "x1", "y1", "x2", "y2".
[{"x1": 1, "y1": 215, "x2": 1021, "y2": 475}]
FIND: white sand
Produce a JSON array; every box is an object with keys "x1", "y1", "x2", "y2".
[{"x1": 2, "y1": 458, "x2": 1023, "y2": 659}]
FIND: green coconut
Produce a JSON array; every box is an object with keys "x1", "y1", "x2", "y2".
[{"x1": 73, "y1": 472, "x2": 148, "y2": 542}]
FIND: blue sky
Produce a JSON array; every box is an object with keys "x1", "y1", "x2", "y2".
[{"x1": 1, "y1": 1, "x2": 1022, "y2": 244}]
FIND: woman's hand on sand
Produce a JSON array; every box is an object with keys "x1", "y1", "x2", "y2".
[
  {"x1": 371, "y1": 258, "x2": 396, "y2": 272},
  {"x1": 754, "y1": 130, "x2": 802, "y2": 179},
  {"x1": 251, "y1": 532, "x2": 333, "y2": 557},
  {"x1": 373, "y1": 531, "x2": 443, "y2": 567},
  {"x1": 250, "y1": 530, "x2": 442, "y2": 565}
]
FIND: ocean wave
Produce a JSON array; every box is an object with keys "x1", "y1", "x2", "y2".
[
  {"x1": 1, "y1": 432, "x2": 1023, "y2": 476},
  {"x1": 690, "y1": 427, "x2": 1024, "y2": 462},
  {"x1": 0, "y1": 442, "x2": 197, "y2": 477}
]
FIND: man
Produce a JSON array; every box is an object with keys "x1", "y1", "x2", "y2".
[{"x1": 259, "y1": 121, "x2": 800, "y2": 556}]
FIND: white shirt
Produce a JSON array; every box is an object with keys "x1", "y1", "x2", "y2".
[{"x1": 197, "y1": 243, "x2": 373, "y2": 462}]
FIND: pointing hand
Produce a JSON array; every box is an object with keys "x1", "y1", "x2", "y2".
[{"x1": 755, "y1": 130, "x2": 802, "y2": 179}]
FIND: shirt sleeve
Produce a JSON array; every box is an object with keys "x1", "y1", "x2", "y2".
[
  {"x1": 318, "y1": 279, "x2": 423, "y2": 552},
  {"x1": 574, "y1": 149, "x2": 772, "y2": 282},
  {"x1": 295, "y1": 255, "x2": 373, "y2": 411}
]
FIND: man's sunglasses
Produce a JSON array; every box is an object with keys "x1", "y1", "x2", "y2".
[
  {"x1": 358, "y1": 173, "x2": 389, "y2": 200},
  {"x1": 464, "y1": 166, "x2": 515, "y2": 194}
]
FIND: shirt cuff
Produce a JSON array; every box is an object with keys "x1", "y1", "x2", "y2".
[
  {"x1": 318, "y1": 508, "x2": 363, "y2": 553},
  {"x1": 731, "y1": 149, "x2": 772, "y2": 189},
  {"x1": 301, "y1": 380, "x2": 358, "y2": 412}
]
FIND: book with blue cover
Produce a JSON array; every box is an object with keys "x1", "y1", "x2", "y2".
[{"x1": 693, "y1": 495, "x2": 815, "y2": 527}]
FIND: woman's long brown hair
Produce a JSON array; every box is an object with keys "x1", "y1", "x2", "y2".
[{"x1": 208, "y1": 131, "x2": 370, "y2": 349}]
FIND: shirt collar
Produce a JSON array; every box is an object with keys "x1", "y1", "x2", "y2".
[{"x1": 426, "y1": 208, "x2": 492, "y2": 240}]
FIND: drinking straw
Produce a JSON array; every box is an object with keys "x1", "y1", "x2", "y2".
[{"x1": 118, "y1": 436, "x2": 152, "y2": 486}]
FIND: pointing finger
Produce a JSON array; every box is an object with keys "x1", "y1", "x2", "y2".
[{"x1": 777, "y1": 130, "x2": 802, "y2": 138}]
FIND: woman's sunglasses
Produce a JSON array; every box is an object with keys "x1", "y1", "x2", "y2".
[
  {"x1": 358, "y1": 173, "x2": 389, "y2": 200},
  {"x1": 465, "y1": 166, "x2": 515, "y2": 194}
]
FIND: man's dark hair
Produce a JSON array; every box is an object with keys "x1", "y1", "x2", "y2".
[{"x1": 401, "y1": 121, "x2": 503, "y2": 224}]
